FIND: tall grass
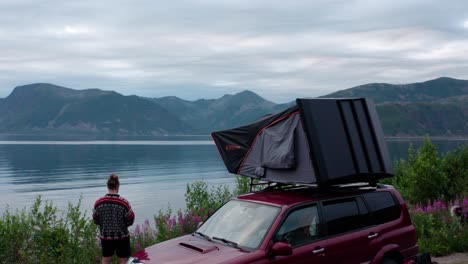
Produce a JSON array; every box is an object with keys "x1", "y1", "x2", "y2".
[{"x1": 0, "y1": 196, "x2": 100, "y2": 263}]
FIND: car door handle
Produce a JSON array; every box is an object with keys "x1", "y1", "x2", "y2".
[
  {"x1": 313, "y1": 247, "x2": 325, "y2": 254},
  {"x1": 368, "y1": 232, "x2": 379, "y2": 239}
]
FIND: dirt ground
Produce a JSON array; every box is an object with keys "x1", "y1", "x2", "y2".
[{"x1": 432, "y1": 253, "x2": 468, "y2": 264}]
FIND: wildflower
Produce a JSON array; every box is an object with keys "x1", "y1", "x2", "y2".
[{"x1": 134, "y1": 224, "x2": 141, "y2": 236}]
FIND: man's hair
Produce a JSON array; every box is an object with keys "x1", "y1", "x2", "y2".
[{"x1": 107, "y1": 174, "x2": 120, "y2": 190}]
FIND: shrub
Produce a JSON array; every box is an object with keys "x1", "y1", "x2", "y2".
[
  {"x1": 390, "y1": 138, "x2": 467, "y2": 204},
  {"x1": 441, "y1": 145, "x2": 468, "y2": 199},
  {"x1": 0, "y1": 196, "x2": 100, "y2": 263},
  {"x1": 410, "y1": 197, "x2": 468, "y2": 256},
  {"x1": 185, "y1": 180, "x2": 232, "y2": 216},
  {"x1": 234, "y1": 175, "x2": 251, "y2": 196}
]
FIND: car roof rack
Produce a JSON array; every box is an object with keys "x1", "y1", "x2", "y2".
[{"x1": 249, "y1": 178, "x2": 381, "y2": 193}]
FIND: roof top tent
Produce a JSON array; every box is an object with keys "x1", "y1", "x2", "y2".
[{"x1": 211, "y1": 98, "x2": 394, "y2": 187}]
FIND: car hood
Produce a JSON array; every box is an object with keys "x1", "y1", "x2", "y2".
[{"x1": 132, "y1": 235, "x2": 251, "y2": 264}]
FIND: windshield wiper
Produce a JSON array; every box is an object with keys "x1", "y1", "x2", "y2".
[
  {"x1": 193, "y1": 231, "x2": 212, "y2": 242},
  {"x1": 212, "y1": 236, "x2": 241, "y2": 249}
]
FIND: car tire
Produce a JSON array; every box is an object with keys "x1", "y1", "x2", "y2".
[{"x1": 381, "y1": 258, "x2": 399, "y2": 264}]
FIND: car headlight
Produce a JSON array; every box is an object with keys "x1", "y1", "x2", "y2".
[{"x1": 127, "y1": 257, "x2": 144, "y2": 264}]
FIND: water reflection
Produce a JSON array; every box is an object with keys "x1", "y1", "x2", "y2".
[{"x1": 3, "y1": 144, "x2": 219, "y2": 185}]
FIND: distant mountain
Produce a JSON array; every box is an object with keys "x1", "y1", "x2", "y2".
[
  {"x1": 321, "y1": 77, "x2": 468, "y2": 136},
  {"x1": 0, "y1": 77, "x2": 467, "y2": 137},
  {"x1": 150, "y1": 90, "x2": 279, "y2": 132},
  {"x1": 322, "y1": 77, "x2": 468, "y2": 103},
  {"x1": 377, "y1": 101, "x2": 467, "y2": 136},
  {"x1": 0, "y1": 83, "x2": 190, "y2": 135}
]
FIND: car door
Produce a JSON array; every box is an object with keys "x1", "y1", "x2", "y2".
[
  {"x1": 269, "y1": 204, "x2": 327, "y2": 264},
  {"x1": 319, "y1": 196, "x2": 376, "y2": 264},
  {"x1": 362, "y1": 191, "x2": 406, "y2": 259}
]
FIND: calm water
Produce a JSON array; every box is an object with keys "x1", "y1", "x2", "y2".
[{"x1": 0, "y1": 138, "x2": 466, "y2": 224}]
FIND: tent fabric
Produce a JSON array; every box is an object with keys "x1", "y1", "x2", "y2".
[
  {"x1": 211, "y1": 105, "x2": 299, "y2": 175},
  {"x1": 238, "y1": 113, "x2": 317, "y2": 184},
  {"x1": 259, "y1": 114, "x2": 298, "y2": 170},
  {"x1": 211, "y1": 98, "x2": 394, "y2": 185}
]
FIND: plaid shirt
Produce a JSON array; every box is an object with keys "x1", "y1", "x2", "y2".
[{"x1": 93, "y1": 194, "x2": 135, "y2": 240}]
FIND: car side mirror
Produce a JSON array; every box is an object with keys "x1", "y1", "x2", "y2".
[{"x1": 271, "y1": 242, "x2": 293, "y2": 256}]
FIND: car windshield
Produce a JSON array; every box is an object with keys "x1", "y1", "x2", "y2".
[{"x1": 196, "y1": 200, "x2": 281, "y2": 250}]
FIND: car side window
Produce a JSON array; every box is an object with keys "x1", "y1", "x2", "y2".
[
  {"x1": 322, "y1": 197, "x2": 370, "y2": 236},
  {"x1": 275, "y1": 205, "x2": 320, "y2": 247},
  {"x1": 363, "y1": 192, "x2": 401, "y2": 225}
]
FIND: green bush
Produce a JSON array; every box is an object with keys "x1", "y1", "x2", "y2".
[
  {"x1": 441, "y1": 145, "x2": 468, "y2": 199},
  {"x1": 390, "y1": 138, "x2": 467, "y2": 204},
  {"x1": 185, "y1": 180, "x2": 232, "y2": 215},
  {"x1": 234, "y1": 175, "x2": 251, "y2": 196},
  {"x1": 386, "y1": 138, "x2": 468, "y2": 256},
  {"x1": 410, "y1": 198, "x2": 468, "y2": 256},
  {"x1": 0, "y1": 196, "x2": 99, "y2": 264}
]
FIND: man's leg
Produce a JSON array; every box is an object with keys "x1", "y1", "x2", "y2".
[
  {"x1": 116, "y1": 237, "x2": 131, "y2": 264},
  {"x1": 101, "y1": 240, "x2": 114, "y2": 264},
  {"x1": 102, "y1": 256, "x2": 112, "y2": 264}
]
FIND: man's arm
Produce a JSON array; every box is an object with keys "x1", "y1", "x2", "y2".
[
  {"x1": 126, "y1": 206, "x2": 135, "y2": 226},
  {"x1": 93, "y1": 199, "x2": 101, "y2": 225},
  {"x1": 93, "y1": 208, "x2": 100, "y2": 225}
]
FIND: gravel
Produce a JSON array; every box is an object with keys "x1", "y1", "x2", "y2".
[{"x1": 432, "y1": 253, "x2": 468, "y2": 264}]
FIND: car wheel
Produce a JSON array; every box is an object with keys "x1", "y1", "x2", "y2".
[{"x1": 381, "y1": 258, "x2": 399, "y2": 264}]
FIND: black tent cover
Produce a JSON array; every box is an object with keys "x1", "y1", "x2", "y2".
[{"x1": 211, "y1": 98, "x2": 394, "y2": 185}]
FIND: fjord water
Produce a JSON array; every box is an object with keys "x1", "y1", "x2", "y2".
[
  {"x1": 0, "y1": 137, "x2": 465, "y2": 224},
  {"x1": 0, "y1": 138, "x2": 232, "y2": 224}
]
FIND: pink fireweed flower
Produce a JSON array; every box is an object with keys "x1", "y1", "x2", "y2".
[
  {"x1": 194, "y1": 215, "x2": 201, "y2": 223},
  {"x1": 168, "y1": 216, "x2": 176, "y2": 229},
  {"x1": 143, "y1": 219, "x2": 150, "y2": 234},
  {"x1": 462, "y1": 197, "x2": 468, "y2": 209},
  {"x1": 134, "y1": 224, "x2": 141, "y2": 236},
  {"x1": 412, "y1": 206, "x2": 425, "y2": 214},
  {"x1": 433, "y1": 200, "x2": 446, "y2": 210},
  {"x1": 425, "y1": 200, "x2": 434, "y2": 213}
]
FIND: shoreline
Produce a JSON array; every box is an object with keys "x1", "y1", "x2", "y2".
[{"x1": 0, "y1": 134, "x2": 466, "y2": 140}]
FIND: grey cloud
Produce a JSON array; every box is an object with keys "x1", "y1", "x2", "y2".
[{"x1": 1, "y1": 0, "x2": 468, "y2": 102}]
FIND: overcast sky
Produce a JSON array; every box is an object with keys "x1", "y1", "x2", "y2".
[{"x1": 1, "y1": 0, "x2": 468, "y2": 103}]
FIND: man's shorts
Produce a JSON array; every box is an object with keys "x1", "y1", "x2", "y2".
[{"x1": 101, "y1": 237, "x2": 131, "y2": 258}]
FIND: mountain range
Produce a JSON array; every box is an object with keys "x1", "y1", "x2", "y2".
[{"x1": 0, "y1": 77, "x2": 466, "y2": 137}]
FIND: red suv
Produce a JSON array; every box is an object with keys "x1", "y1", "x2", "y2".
[{"x1": 128, "y1": 184, "x2": 418, "y2": 264}]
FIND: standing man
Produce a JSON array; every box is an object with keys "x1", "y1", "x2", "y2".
[{"x1": 93, "y1": 174, "x2": 135, "y2": 264}]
